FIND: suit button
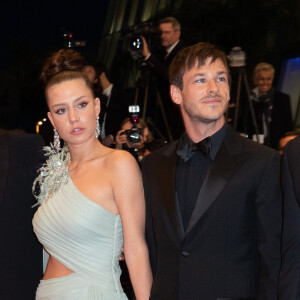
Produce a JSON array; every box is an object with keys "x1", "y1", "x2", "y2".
[{"x1": 181, "y1": 251, "x2": 190, "y2": 257}]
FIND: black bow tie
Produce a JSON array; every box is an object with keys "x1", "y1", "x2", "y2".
[{"x1": 177, "y1": 137, "x2": 212, "y2": 162}]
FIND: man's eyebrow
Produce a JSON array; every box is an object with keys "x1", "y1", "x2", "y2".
[{"x1": 193, "y1": 71, "x2": 227, "y2": 77}]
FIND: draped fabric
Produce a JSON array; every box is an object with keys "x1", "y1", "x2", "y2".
[{"x1": 33, "y1": 176, "x2": 127, "y2": 299}]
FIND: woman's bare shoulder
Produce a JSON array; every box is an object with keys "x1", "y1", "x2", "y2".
[{"x1": 106, "y1": 149, "x2": 140, "y2": 175}]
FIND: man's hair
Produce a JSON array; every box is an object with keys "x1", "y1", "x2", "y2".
[
  {"x1": 169, "y1": 42, "x2": 230, "y2": 90},
  {"x1": 92, "y1": 62, "x2": 110, "y2": 81},
  {"x1": 253, "y1": 62, "x2": 275, "y2": 84},
  {"x1": 159, "y1": 17, "x2": 181, "y2": 31}
]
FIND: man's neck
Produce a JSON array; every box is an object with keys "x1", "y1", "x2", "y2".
[
  {"x1": 184, "y1": 117, "x2": 225, "y2": 143},
  {"x1": 165, "y1": 40, "x2": 180, "y2": 55}
]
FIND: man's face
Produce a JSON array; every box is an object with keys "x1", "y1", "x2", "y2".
[
  {"x1": 159, "y1": 23, "x2": 180, "y2": 48},
  {"x1": 256, "y1": 70, "x2": 274, "y2": 95},
  {"x1": 170, "y1": 58, "x2": 230, "y2": 127}
]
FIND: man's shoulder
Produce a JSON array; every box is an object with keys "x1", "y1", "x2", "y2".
[
  {"x1": 285, "y1": 135, "x2": 300, "y2": 160},
  {"x1": 225, "y1": 126, "x2": 280, "y2": 158},
  {"x1": 274, "y1": 90, "x2": 290, "y2": 102},
  {"x1": 142, "y1": 141, "x2": 177, "y2": 165}
]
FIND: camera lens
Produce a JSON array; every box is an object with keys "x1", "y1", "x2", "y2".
[{"x1": 126, "y1": 128, "x2": 141, "y2": 143}]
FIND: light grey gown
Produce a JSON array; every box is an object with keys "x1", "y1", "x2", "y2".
[{"x1": 32, "y1": 175, "x2": 128, "y2": 299}]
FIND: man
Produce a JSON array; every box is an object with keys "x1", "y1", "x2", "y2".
[
  {"x1": 0, "y1": 129, "x2": 44, "y2": 299},
  {"x1": 82, "y1": 62, "x2": 130, "y2": 147},
  {"x1": 278, "y1": 130, "x2": 299, "y2": 154},
  {"x1": 142, "y1": 42, "x2": 282, "y2": 299},
  {"x1": 278, "y1": 136, "x2": 300, "y2": 299},
  {"x1": 141, "y1": 17, "x2": 185, "y2": 141},
  {"x1": 248, "y1": 62, "x2": 293, "y2": 149}
]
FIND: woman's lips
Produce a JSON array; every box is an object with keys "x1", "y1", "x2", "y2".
[{"x1": 71, "y1": 127, "x2": 84, "y2": 135}]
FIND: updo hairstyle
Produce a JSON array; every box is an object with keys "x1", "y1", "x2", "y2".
[{"x1": 41, "y1": 49, "x2": 94, "y2": 98}]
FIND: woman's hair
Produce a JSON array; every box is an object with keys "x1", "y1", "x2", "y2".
[
  {"x1": 41, "y1": 49, "x2": 94, "y2": 97},
  {"x1": 253, "y1": 62, "x2": 275, "y2": 85}
]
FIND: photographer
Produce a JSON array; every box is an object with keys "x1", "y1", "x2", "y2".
[
  {"x1": 115, "y1": 117, "x2": 153, "y2": 162},
  {"x1": 140, "y1": 17, "x2": 185, "y2": 140}
]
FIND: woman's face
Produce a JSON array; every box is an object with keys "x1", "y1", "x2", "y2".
[
  {"x1": 47, "y1": 78, "x2": 100, "y2": 146},
  {"x1": 256, "y1": 70, "x2": 274, "y2": 95},
  {"x1": 81, "y1": 65, "x2": 97, "y2": 84}
]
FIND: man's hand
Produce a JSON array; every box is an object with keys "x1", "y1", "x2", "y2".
[
  {"x1": 115, "y1": 129, "x2": 128, "y2": 149},
  {"x1": 141, "y1": 36, "x2": 151, "y2": 58}
]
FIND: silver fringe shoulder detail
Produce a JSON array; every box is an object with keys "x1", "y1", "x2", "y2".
[{"x1": 32, "y1": 144, "x2": 71, "y2": 206}]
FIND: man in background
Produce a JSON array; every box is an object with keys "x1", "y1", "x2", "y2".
[{"x1": 141, "y1": 17, "x2": 185, "y2": 141}]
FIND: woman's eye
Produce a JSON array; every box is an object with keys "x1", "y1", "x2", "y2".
[
  {"x1": 78, "y1": 102, "x2": 88, "y2": 108},
  {"x1": 55, "y1": 108, "x2": 66, "y2": 114}
]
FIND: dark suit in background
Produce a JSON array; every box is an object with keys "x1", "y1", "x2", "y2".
[
  {"x1": 0, "y1": 130, "x2": 44, "y2": 299},
  {"x1": 146, "y1": 41, "x2": 185, "y2": 140},
  {"x1": 278, "y1": 136, "x2": 300, "y2": 299},
  {"x1": 142, "y1": 125, "x2": 282, "y2": 299},
  {"x1": 99, "y1": 86, "x2": 130, "y2": 140}
]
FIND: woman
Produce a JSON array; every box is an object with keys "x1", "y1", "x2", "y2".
[
  {"x1": 32, "y1": 49, "x2": 152, "y2": 299},
  {"x1": 248, "y1": 62, "x2": 293, "y2": 148}
]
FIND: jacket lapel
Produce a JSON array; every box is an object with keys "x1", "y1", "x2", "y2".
[
  {"x1": 0, "y1": 130, "x2": 10, "y2": 202},
  {"x1": 158, "y1": 143, "x2": 185, "y2": 241},
  {"x1": 186, "y1": 130, "x2": 250, "y2": 235}
]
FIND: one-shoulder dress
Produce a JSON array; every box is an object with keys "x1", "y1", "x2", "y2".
[{"x1": 32, "y1": 174, "x2": 128, "y2": 299}]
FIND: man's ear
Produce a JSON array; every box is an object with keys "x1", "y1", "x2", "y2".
[
  {"x1": 47, "y1": 111, "x2": 56, "y2": 129},
  {"x1": 170, "y1": 85, "x2": 182, "y2": 105}
]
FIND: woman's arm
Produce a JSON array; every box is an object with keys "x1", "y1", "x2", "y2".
[{"x1": 110, "y1": 150, "x2": 152, "y2": 300}]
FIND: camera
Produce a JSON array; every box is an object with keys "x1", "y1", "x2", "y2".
[
  {"x1": 121, "y1": 105, "x2": 143, "y2": 143},
  {"x1": 125, "y1": 22, "x2": 160, "y2": 52}
]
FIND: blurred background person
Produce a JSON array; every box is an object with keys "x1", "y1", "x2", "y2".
[
  {"x1": 82, "y1": 62, "x2": 130, "y2": 147},
  {"x1": 278, "y1": 130, "x2": 300, "y2": 154},
  {"x1": 140, "y1": 17, "x2": 185, "y2": 141},
  {"x1": 0, "y1": 129, "x2": 44, "y2": 299},
  {"x1": 115, "y1": 117, "x2": 154, "y2": 163},
  {"x1": 248, "y1": 62, "x2": 293, "y2": 149}
]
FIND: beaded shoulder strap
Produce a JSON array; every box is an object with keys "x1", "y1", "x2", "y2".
[{"x1": 32, "y1": 144, "x2": 70, "y2": 206}]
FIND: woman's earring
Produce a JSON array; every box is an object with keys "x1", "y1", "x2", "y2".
[
  {"x1": 53, "y1": 129, "x2": 61, "y2": 151},
  {"x1": 95, "y1": 117, "x2": 100, "y2": 138}
]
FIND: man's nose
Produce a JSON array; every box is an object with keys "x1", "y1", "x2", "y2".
[{"x1": 207, "y1": 78, "x2": 218, "y2": 93}]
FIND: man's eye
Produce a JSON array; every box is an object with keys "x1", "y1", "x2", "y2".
[
  {"x1": 217, "y1": 77, "x2": 226, "y2": 82},
  {"x1": 78, "y1": 102, "x2": 88, "y2": 108},
  {"x1": 195, "y1": 78, "x2": 205, "y2": 83}
]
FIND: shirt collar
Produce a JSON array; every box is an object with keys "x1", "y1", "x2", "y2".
[
  {"x1": 102, "y1": 84, "x2": 113, "y2": 97},
  {"x1": 165, "y1": 40, "x2": 180, "y2": 56},
  {"x1": 178, "y1": 123, "x2": 227, "y2": 160}
]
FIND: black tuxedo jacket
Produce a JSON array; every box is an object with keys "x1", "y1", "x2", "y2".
[
  {"x1": 142, "y1": 126, "x2": 282, "y2": 300},
  {"x1": 278, "y1": 136, "x2": 300, "y2": 299},
  {"x1": 147, "y1": 40, "x2": 185, "y2": 82},
  {"x1": 0, "y1": 130, "x2": 44, "y2": 299}
]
